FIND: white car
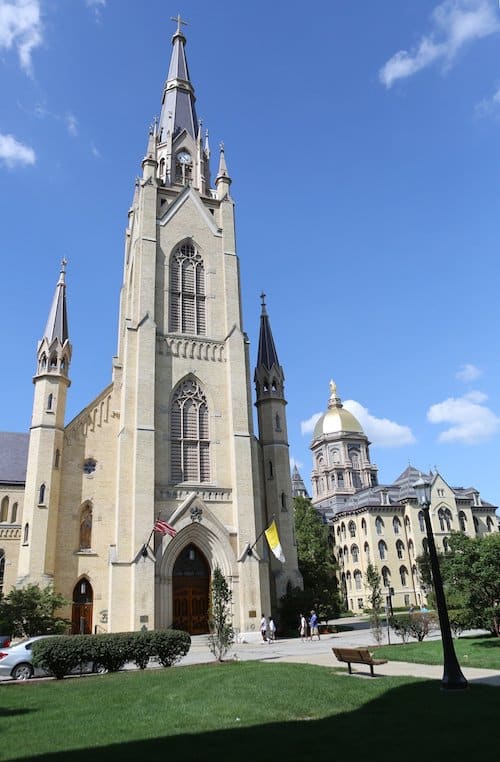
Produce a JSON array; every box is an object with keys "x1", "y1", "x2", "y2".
[{"x1": 0, "y1": 636, "x2": 105, "y2": 680}]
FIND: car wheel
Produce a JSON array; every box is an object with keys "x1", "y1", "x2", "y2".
[{"x1": 12, "y1": 663, "x2": 34, "y2": 680}]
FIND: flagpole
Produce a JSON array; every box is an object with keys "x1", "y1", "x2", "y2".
[
  {"x1": 247, "y1": 514, "x2": 275, "y2": 556},
  {"x1": 140, "y1": 513, "x2": 162, "y2": 558}
]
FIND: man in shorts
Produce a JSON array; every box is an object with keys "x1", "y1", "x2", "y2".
[{"x1": 309, "y1": 610, "x2": 320, "y2": 640}]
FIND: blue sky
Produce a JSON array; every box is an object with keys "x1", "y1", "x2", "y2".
[{"x1": 1, "y1": 0, "x2": 500, "y2": 511}]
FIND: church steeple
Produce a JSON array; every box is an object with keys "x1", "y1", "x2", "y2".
[
  {"x1": 158, "y1": 15, "x2": 198, "y2": 143},
  {"x1": 256, "y1": 292, "x2": 280, "y2": 375},
  {"x1": 156, "y1": 16, "x2": 210, "y2": 194},
  {"x1": 43, "y1": 259, "x2": 69, "y2": 346}
]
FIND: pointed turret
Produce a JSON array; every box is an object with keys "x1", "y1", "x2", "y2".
[
  {"x1": 256, "y1": 292, "x2": 280, "y2": 377},
  {"x1": 43, "y1": 259, "x2": 69, "y2": 346},
  {"x1": 159, "y1": 16, "x2": 198, "y2": 142},
  {"x1": 291, "y1": 465, "x2": 309, "y2": 499},
  {"x1": 215, "y1": 142, "x2": 231, "y2": 199},
  {"x1": 18, "y1": 261, "x2": 72, "y2": 585}
]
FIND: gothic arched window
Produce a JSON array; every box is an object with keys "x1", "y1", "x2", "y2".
[
  {"x1": 375, "y1": 516, "x2": 384, "y2": 535},
  {"x1": 382, "y1": 566, "x2": 391, "y2": 587},
  {"x1": 171, "y1": 377, "x2": 210, "y2": 483},
  {"x1": 11, "y1": 503, "x2": 18, "y2": 523},
  {"x1": 418, "y1": 511, "x2": 425, "y2": 532},
  {"x1": 378, "y1": 540, "x2": 387, "y2": 560},
  {"x1": 348, "y1": 521, "x2": 356, "y2": 538},
  {"x1": 393, "y1": 517, "x2": 401, "y2": 534},
  {"x1": 23, "y1": 523, "x2": 29, "y2": 544},
  {"x1": 38, "y1": 484, "x2": 46, "y2": 505},
  {"x1": 79, "y1": 504, "x2": 93, "y2": 550},
  {"x1": 396, "y1": 539, "x2": 405, "y2": 559},
  {"x1": 0, "y1": 497, "x2": 8, "y2": 522},
  {"x1": 459, "y1": 511, "x2": 467, "y2": 532},
  {"x1": 351, "y1": 544, "x2": 359, "y2": 563},
  {"x1": 169, "y1": 242, "x2": 206, "y2": 336},
  {"x1": 400, "y1": 565, "x2": 408, "y2": 587},
  {"x1": 354, "y1": 570, "x2": 362, "y2": 590}
]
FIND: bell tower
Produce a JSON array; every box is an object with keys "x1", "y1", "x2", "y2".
[
  {"x1": 254, "y1": 294, "x2": 302, "y2": 599},
  {"x1": 17, "y1": 260, "x2": 71, "y2": 584}
]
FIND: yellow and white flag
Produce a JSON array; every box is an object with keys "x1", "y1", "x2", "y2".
[{"x1": 264, "y1": 520, "x2": 285, "y2": 563}]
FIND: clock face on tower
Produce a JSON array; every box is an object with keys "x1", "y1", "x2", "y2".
[{"x1": 177, "y1": 150, "x2": 191, "y2": 165}]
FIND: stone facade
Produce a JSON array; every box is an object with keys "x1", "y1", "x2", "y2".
[
  {"x1": 0, "y1": 25, "x2": 301, "y2": 636},
  {"x1": 311, "y1": 384, "x2": 499, "y2": 612}
]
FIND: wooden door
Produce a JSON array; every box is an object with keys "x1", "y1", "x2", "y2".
[
  {"x1": 172, "y1": 545, "x2": 210, "y2": 635},
  {"x1": 71, "y1": 578, "x2": 93, "y2": 634}
]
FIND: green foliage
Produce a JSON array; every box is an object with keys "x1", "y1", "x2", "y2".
[
  {"x1": 149, "y1": 629, "x2": 191, "y2": 667},
  {"x1": 288, "y1": 496, "x2": 340, "y2": 624},
  {"x1": 448, "y1": 609, "x2": 474, "y2": 639},
  {"x1": 0, "y1": 584, "x2": 69, "y2": 637},
  {"x1": 364, "y1": 563, "x2": 383, "y2": 612},
  {"x1": 32, "y1": 630, "x2": 191, "y2": 678},
  {"x1": 208, "y1": 566, "x2": 234, "y2": 661},
  {"x1": 389, "y1": 612, "x2": 439, "y2": 642}
]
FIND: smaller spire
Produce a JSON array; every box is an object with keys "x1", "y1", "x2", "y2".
[
  {"x1": 216, "y1": 141, "x2": 231, "y2": 182},
  {"x1": 256, "y1": 294, "x2": 280, "y2": 370},
  {"x1": 204, "y1": 128, "x2": 210, "y2": 158},
  {"x1": 44, "y1": 259, "x2": 69, "y2": 344}
]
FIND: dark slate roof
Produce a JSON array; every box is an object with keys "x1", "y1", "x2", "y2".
[
  {"x1": 256, "y1": 296, "x2": 280, "y2": 370},
  {"x1": 159, "y1": 27, "x2": 198, "y2": 142},
  {"x1": 0, "y1": 432, "x2": 29, "y2": 484}
]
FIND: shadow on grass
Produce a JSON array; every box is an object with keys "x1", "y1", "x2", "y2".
[
  {"x1": 12, "y1": 679, "x2": 498, "y2": 762},
  {"x1": 0, "y1": 707, "x2": 33, "y2": 718}
]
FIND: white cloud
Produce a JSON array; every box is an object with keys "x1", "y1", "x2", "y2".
[
  {"x1": 0, "y1": 0, "x2": 42, "y2": 74},
  {"x1": 0, "y1": 131, "x2": 35, "y2": 167},
  {"x1": 86, "y1": 0, "x2": 106, "y2": 19},
  {"x1": 90, "y1": 142, "x2": 100, "y2": 158},
  {"x1": 427, "y1": 391, "x2": 500, "y2": 443},
  {"x1": 343, "y1": 400, "x2": 416, "y2": 448},
  {"x1": 65, "y1": 113, "x2": 78, "y2": 136},
  {"x1": 379, "y1": 0, "x2": 499, "y2": 88},
  {"x1": 456, "y1": 363, "x2": 482, "y2": 382},
  {"x1": 475, "y1": 85, "x2": 500, "y2": 116},
  {"x1": 300, "y1": 412, "x2": 322, "y2": 436}
]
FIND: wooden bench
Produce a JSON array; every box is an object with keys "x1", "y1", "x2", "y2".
[{"x1": 332, "y1": 647, "x2": 387, "y2": 677}]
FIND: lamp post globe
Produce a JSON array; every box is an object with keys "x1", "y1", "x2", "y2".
[{"x1": 413, "y1": 476, "x2": 468, "y2": 690}]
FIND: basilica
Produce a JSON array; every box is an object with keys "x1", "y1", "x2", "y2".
[{"x1": 0, "y1": 21, "x2": 301, "y2": 636}]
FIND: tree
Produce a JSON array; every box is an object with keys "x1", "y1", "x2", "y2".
[
  {"x1": 439, "y1": 532, "x2": 500, "y2": 635},
  {"x1": 283, "y1": 497, "x2": 340, "y2": 625},
  {"x1": 207, "y1": 566, "x2": 234, "y2": 661},
  {"x1": 364, "y1": 563, "x2": 384, "y2": 644},
  {"x1": 0, "y1": 584, "x2": 69, "y2": 638}
]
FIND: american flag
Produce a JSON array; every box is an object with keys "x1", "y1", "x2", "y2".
[{"x1": 153, "y1": 519, "x2": 177, "y2": 538}]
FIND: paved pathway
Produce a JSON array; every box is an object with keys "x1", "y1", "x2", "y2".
[{"x1": 180, "y1": 623, "x2": 500, "y2": 687}]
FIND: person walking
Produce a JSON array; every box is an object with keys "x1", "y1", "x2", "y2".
[
  {"x1": 309, "y1": 610, "x2": 320, "y2": 641},
  {"x1": 268, "y1": 616, "x2": 276, "y2": 643},
  {"x1": 299, "y1": 612, "x2": 308, "y2": 642},
  {"x1": 260, "y1": 614, "x2": 268, "y2": 643}
]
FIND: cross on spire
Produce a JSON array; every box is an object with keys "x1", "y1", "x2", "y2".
[
  {"x1": 171, "y1": 13, "x2": 188, "y2": 34},
  {"x1": 260, "y1": 291, "x2": 266, "y2": 308}
]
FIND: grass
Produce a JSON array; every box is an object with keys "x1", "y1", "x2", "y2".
[
  {"x1": 0, "y1": 661, "x2": 498, "y2": 762},
  {"x1": 375, "y1": 634, "x2": 500, "y2": 670}
]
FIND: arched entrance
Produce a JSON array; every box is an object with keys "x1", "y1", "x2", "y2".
[
  {"x1": 71, "y1": 578, "x2": 93, "y2": 634},
  {"x1": 172, "y1": 544, "x2": 210, "y2": 634}
]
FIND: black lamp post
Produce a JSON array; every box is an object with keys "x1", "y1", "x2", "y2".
[{"x1": 413, "y1": 476, "x2": 468, "y2": 690}]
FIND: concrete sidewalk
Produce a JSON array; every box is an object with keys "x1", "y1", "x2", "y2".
[{"x1": 181, "y1": 630, "x2": 500, "y2": 687}]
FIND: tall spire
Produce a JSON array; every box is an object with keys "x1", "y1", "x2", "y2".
[
  {"x1": 43, "y1": 259, "x2": 69, "y2": 344},
  {"x1": 256, "y1": 292, "x2": 280, "y2": 370},
  {"x1": 159, "y1": 15, "x2": 198, "y2": 142}
]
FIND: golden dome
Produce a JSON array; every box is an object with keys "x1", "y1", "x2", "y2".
[{"x1": 313, "y1": 380, "x2": 364, "y2": 439}]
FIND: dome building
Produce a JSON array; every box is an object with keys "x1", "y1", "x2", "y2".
[{"x1": 311, "y1": 381, "x2": 378, "y2": 520}]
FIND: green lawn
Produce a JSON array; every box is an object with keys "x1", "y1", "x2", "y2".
[
  {"x1": 375, "y1": 634, "x2": 500, "y2": 669},
  {"x1": 0, "y1": 662, "x2": 498, "y2": 762}
]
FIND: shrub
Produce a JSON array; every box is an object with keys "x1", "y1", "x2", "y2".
[
  {"x1": 149, "y1": 629, "x2": 191, "y2": 667},
  {"x1": 32, "y1": 636, "x2": 90, "y2": 679},
  {"x1": 390, "y1": 612, "x2": 439, "y2": 642},
  {"x1": 448, "y1": 609, "x2": 473, "y2": 639},
  {"x1": 32, "y1": 629, "x2": 191, "y2": 678}
]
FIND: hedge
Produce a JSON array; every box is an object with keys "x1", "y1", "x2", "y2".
[{"x1": 32, "y1": 629, "x2": 191, "y2": 679}]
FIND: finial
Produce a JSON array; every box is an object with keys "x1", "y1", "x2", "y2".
[
  {"x1": 219, "y1": 141, "x2": 224, "y2": 153},
  {"x1": 260, "y1": 291, "x2": 266, "y2": 307},
  {"x1": 58, "y1": 258, "x2": 67, "y2": 284},
  {"x1": 171, "y1": 13, "x2": 188, "y2": 36},
  {"x1": 328, "y1": 379, "x2": 341, "y2": 408}
]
